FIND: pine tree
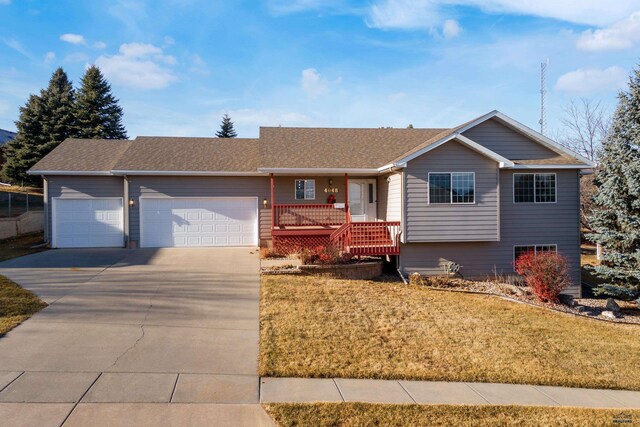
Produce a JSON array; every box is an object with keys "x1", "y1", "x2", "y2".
[
  {"x1": 75, "y1": 65, "x2": 127, "y2": 139},
  {"x1": 587, "y1": 66, "x2": 640, "y2": 306},
  {"x1": 216, "y1": 114, "x2": 238, "y2": 138},
  {"x1": 2, "y1": 68, "x2": 77, "y2": 185},
  {"x1": 2, "y1": 94, "x2": 47, "y2": 185}
]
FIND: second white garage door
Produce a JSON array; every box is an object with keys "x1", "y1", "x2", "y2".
[{"x1": 139, "y1": 197, "x2": 258, "y2": 248}]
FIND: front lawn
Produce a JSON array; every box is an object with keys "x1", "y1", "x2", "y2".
[
  {"x1": 0, "y1": 232, "x2": 46, "y2": 262},
  {"x1": 260, "y1": 275, "x2": 640, "y2": 390},
  {"x1": 0, "y1": 275, "x2": 47, "y2": 336},
  {"x1": 264, "y1": 403, "x2": 640, "y2": 427}
]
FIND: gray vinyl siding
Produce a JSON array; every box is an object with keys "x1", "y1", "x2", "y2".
[
  {"x1": 405, "y1": 141, "x2": 499, "y2": 242},
  {"x1": 400, "y1": 169, "x2": 581, "y2": 296},
  {"x1": 377, "y1": 173, "x2": 401, "y2": 221},
  {"x1": 127, "y1": 176, "x2": 271, "y2": 245},
  {"x1": 45, "y1": 175, "x2": 124, "y2": 243},
  {"x1": 462, "y1": 118, "x2": 558, "y2": 160},
  {"x1": 273, "y1": 176, "x2": 349, "y2": 205}
]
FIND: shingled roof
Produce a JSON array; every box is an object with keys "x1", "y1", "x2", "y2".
[
  {"x1": 29, "y1": 111, "x2": 594, "y2": 175},
  {"x1": 259, "y1": 127, "x2": 449, "y2": 169},
  {"x1": 30, "y1": 139, "x2": 132, "y2": 172},
  {"x1": 113, "y1": 137, "x2": 259, "y2": 172}
]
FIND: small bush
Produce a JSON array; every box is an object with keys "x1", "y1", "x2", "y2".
[
  {"x1": 298, "y1": 244, "x2": 352, "y2": 265},
  {"x1": 514, "y1": 251, "x2": 571, "y2": 303},
  {"x1": 409, "y1": 272, "x2": 424, "y2": 286},
  {"x1": 260, "y1": 247, "x2": 284, "y2": 259}
]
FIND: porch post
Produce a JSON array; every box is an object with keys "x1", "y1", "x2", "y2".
[
  {"x1": 270, "y1": 173, "x2": 275, "y2": 228},
  {"x1": 344, "y1": 173, "x2": 349, "y2": 222}
]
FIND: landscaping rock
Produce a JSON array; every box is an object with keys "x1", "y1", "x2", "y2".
[
  {"x1": 601, "y1": 310, "x2": 622, "y2": 319},
  {"x1": 606, "y1": 298, "x2": 621, "y2": 313},
  {"x1": 558, "y1": 294, "x2": 575, "y2": 307},
  {"x1": 575, "y1": 305, "x2": 588, "y2": 312}
]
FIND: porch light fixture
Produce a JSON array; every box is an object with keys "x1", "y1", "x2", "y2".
[
  {"x1": 129, "y1": 198, "x2": 135, "y2": 207},
  {"x1": 328, "y1": 178, "x2": 333, "y2": 186},
  {"x1": 263, "y1": 198, "x2": 268, "y2": 208}
]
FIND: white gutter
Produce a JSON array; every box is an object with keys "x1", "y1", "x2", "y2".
[
  {"x1": 27, "y1": 171, "x2": 114, "y2": 176},
  {"x1": 510, "y1": 164, "x2": 594, "y2": 170},
  {"x1": 111, "y1": 170, "x2": 266, "y2": 176},
  {"x1": 257, "y1": 168, "x2": 380, "y2": 175}
]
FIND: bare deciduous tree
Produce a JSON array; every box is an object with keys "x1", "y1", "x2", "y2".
[
  {"x1": 558, "y1": 98, "x2": 610, "y2": 162},
  {"x1": 556, "y1": 98, "x2": 611, "y2": 233}
]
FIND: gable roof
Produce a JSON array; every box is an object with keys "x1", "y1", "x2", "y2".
[
  {"x1": 259, "y1": 127, "x2": 448, "y2": 170},
  {"x1": 112, "y1": 137, "x2": 259, "y2": 174},
  {"x1": 30, "y1": 138, "x2": 132, "y2": 174},
  {"x1": 28, "y1": 111, "x2": 595, "y2": 176},
  {"x1": 388, "y1": 110, "x2": 595, "y2": 169}
]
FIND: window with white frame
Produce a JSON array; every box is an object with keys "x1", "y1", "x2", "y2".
[
  {"x1": 295, "y1": 179, "x2": 315, "y2": 200},
  {"x1": 513, "y1": 244, "x2": 557, "y2": 269},
  {"x1": 428, "y1": 172, "x2": 475, "y2": 204},
  {"x1": 514, "y1": 173, "x2": 556, "y2": 203}
]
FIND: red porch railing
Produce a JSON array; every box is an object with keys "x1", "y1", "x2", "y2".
[
  {"x1": 273, "y1": 204, "x2": 347, "y2": 227},
  {"x1": 330, "y1": 221, "x2": 401, "y2": 256}
]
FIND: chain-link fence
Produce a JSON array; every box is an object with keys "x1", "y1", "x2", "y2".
[{"x1": 0, "y1": 190, "x2": 44, "y2": 218}]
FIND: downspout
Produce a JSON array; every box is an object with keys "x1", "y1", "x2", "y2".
[
  {"x1": 42, "y1": 176, "x2": 49, "y2": 245},
  {"x1": 123, "y1": 175, "x2": 130, "y2": 248}
]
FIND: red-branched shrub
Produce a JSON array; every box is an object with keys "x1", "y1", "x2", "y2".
[{"x1": 514, "y1": 251, "x2": 571, "y2": 303}]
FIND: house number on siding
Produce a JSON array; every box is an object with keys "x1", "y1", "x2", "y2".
[{"x1": 324, "y1": 188, "x2": 339, "y2": 193}]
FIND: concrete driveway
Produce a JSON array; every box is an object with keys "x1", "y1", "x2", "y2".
[{"x1": 0, "y1": 248, "x2": 273, "y2": 427}]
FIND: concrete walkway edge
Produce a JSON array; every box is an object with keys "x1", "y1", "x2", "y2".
[{"x1": 260, "y1": 377, "x2": 640, "y2": 409}]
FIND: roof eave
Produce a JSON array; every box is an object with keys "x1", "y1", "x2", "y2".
[
  {"x1": 257, "y1": 168, "x2": 380, "y2": 175},
  {"x1": 27, "y1": 170, "x2": 113, "y2": 176},
  {"x1": 111, "y1": 170, "x2": 264, "y2": 176}
]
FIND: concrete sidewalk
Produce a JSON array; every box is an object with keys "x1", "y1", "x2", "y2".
[{"x1": 260, "y1": 377, "x2": 640, "y2": 409}]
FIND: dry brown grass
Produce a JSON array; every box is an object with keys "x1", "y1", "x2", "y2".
[
  {"x1": 264, "y1": 403, "x2": 640, "y2": 427},
  {"x1": 0, "y1": 232, "x2": 46, "y2": 262},
  {"x1": 0, "y1": 275, "x2": 47, "y2": 336},
  {"x1": 260, "y1": 275, "x2": 640, "y2": 390}
]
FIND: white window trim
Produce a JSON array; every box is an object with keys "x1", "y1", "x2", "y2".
[
  {"x1": 513, "y1": 244, "x2": 558, "y2": 271},
  {"x1": 513, "y1": 173, "x2": 557, "y2": 204},
  {"x1": 427, "y1": 172, "x2": 476, "y2": 205},
  {"x1": 294, "y1": 179, "x2": 316, "y2": 200}
]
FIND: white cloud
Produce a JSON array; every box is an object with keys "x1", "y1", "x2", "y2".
[
  {"x1": 0, "y1": 0, "x2": 11, "y2": 5},
  {"x1": 577, "y1": 11, "x2": 640, "y2": 51},
  {"x1": 442, "y1": 19, "x2": 462, "y2": 38},
  {"x1": 93, "y1": 41, "x2": 107, "y2": 50},
  {"x1": 95, "y1": 42, "x2": 177, "y2": 90},
  {"x1": 44, "y1": 51, "x2": 56, "y2": 64},
  {"x1": 555, "y1": 66, "x2": 627, "y2": 94},
  {"x1": 266, "y1": 0, "x2": 346, "y2": 15},
  {"x1": 60, "y1": 33, "x2": 86, "y2": 45},
  {"x1": 163, "y1": 36, "x2": 176, "y2": 47},
  {"x1": 301, "y1": 68, "x2": 329, "y2": 98},
  {"x1": 190, "y1": 54, "x2": 210, "y2": 76},
  {"x1": 367, "y1": 0, "x2": 638, "y2": 31}
]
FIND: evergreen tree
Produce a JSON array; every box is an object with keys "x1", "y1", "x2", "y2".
[
  {"x1": 216, "y1": 114, "x2": 238, "y2": 138},
  {"x1": 587, "y1": 66, "x2": 640, "y2": 306},
  {"x1": 2, "y1": 68, "x2": 76, "y2": 185},
  {"x1": 2, "y1": 94, "x2": 47, "y2": 185},
  {"x1": 75, "y1": 65, "x2": 127, "y2": 139}
]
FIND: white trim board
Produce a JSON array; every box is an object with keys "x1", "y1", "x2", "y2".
[{"x1": 392, "y1": 134, "x2": 515, "y2": 168}]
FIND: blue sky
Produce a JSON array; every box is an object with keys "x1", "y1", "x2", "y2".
[{"x1": 1, "y1": 0, "x2": 639, "y2": 137}]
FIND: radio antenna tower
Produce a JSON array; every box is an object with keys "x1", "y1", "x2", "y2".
[{"x1": 539, "y1": 58, "x2": 549, "y2": 135}]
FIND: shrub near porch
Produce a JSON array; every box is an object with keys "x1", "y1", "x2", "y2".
[{"x1": 260, "y1": 275, "x2": 640, "y2": 390}]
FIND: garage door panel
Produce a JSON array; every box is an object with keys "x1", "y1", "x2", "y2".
[
  {"x1": 54, "y1": 198, "x2": 124, "y2": 248},
  {"x1": 140, "y1": 198, "x2": 257, "y2": 248}
]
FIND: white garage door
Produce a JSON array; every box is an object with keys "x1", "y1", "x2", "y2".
[
  {"x1": 140, "y1": 197, "x2": 258, "y2": 248},
  {"x1": 53, "y1": 198, "x2": 124, "y2": 248}
]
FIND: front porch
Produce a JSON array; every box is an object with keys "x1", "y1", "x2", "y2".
[{"x1": 269, "y1": 174, "x2": 401, "y2": 256}]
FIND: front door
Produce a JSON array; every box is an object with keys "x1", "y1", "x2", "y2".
[{"x1": 348, "y1": 179, "x2": 376, "y2": 222}]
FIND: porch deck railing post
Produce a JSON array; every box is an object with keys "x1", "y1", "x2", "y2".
[
  {"x1": 270, "y1": 173, "x2": 275, "y2": 229},
  {"x1": 344, "y1": 173, "x2": 349, "y2": 223}
]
